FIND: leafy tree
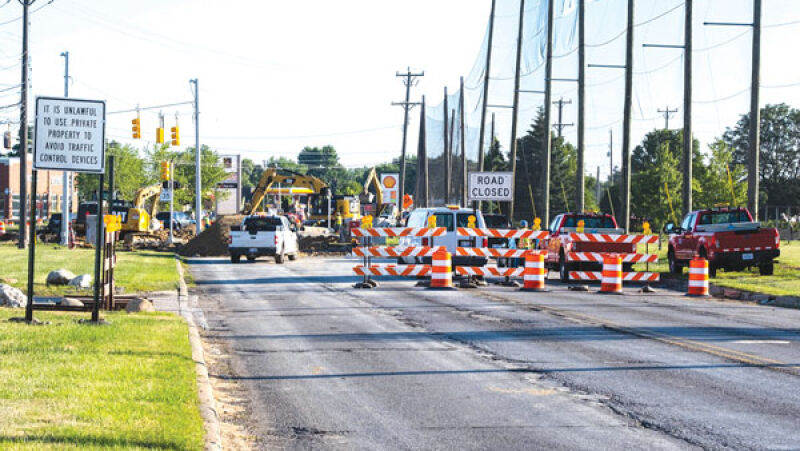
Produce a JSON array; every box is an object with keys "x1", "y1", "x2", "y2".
[
  {"x1": 298, "y1": 145, "x2": 339, "y2": 178},
  {"x1": 722, "y1": 103, "x2": 800, "y2": 206},
  {"x1": 77, "y1": 142, "x2": 148, "y2": 200},
  {"x1": 696, "y1": 139, "x2": 747, "y2": 209}
]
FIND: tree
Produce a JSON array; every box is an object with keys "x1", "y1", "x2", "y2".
[
  {"x1": 77, "y1": 142, "x2": 148, "y2": 200},
  {"x1": 696, "y1": 139, "x2": 747, "y2": 209},
  {"x1": 722, "y1": 103, "x2": 800, "y2": 206},
  {"x1": 298, "y1": 145, "x2": 339, "y2": 177}
]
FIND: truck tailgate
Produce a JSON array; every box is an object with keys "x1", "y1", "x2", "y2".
[
  {"x1": 231, "y1": 230, "x2": 275, "y2": 248},
  {"x1": 714, "y1": 229, "x2": 777, "y2": 251}
]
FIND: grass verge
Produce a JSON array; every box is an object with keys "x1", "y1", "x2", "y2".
[
  {"x1": 0, "y1": 310, "x2": 204, "y2": 450},
  {"x1": 0, "y1": 242, "x2": 179, "y2": 296}
]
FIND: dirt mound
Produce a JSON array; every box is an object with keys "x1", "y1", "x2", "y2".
[{"x1": 179, "y1": 215, "x2": 244, "y2": 257}]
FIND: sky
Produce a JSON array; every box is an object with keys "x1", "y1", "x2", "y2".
[{"x1": 0, "y1": 0, "x2": 799, "y2": 179}]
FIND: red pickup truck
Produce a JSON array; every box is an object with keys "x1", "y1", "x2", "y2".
[
  {"x1": 665, "y1": 207, "x2": 780, "y2": 277},
  {"x1": 540, "y1": 213, "x2": 636, "y2": 282}
]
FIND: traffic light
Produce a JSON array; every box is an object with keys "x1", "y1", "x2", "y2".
[
  {"x1": 3, "y1": 131, "x2": 10, "y2": 149},
  {"x1": 160, "y1": 161, "x2": 170, "y2": 181},
  {"x1": 131, "y1": 117, "x2": 141, "y2": 139},
  {"x1": 156, "y1": 127, "x2": 165, "y2": 144},
  {"x1": 170, "y1": 126, "x2": 180, "y2": 146}
]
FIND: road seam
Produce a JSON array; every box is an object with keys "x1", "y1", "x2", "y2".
[{"x1": 176, "y1": 257, "x2": 223, "y2": 451}]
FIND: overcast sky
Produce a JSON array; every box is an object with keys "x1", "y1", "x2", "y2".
[{"x1": 0, "y1": 0, "x2": 798, "y2": 176}]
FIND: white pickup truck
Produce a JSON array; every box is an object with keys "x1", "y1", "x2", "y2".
[{"x1": 228, "y1": 215, "x2": 299, "y2": 264}]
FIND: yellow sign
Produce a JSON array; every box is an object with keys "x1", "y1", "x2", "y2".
[
  {"x1": 576, "y1": 219, "x2": 585, "y2": 233},
  {"x1": 643, "y1": 221, "x2": 651, "y2": 235},
  {"x1": 533, "y1": 217, "x2": 541, "y2": 231},
  {"x1": 103, "y1": 214, "x2": 121, "y2": 232},
  {"x1": 467, "y1": 215, "x2": 476, "y2": 228},
  {"x1": 427, "y1": 215, "x2": 437, "y2": 229}
]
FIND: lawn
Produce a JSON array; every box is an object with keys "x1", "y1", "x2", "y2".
[
  {"x1": 632, "y1": 239, "x2": 800, "y2": 297},
  {"x1": 0, "y1": 242, "x2": 180, "y2": 297},
  {"x1": 0, "y1": 310, "x2": 204, "y2": 450}
]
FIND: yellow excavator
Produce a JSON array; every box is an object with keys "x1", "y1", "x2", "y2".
[
  {"x1": 120, "y1": 183, "x2": 163, "y2": 244},
  {"x1": 245, "y1": 168, "x2": 360, "y2": 226}
]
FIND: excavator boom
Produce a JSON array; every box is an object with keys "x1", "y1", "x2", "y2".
[{"x1": 245, "y1": 168, "x2": 330, "y2": 216}]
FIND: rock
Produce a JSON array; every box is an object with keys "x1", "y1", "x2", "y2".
[
  {"x1": 0, "y1": 277, "x2": 18, "y2": 284},
  {"x1": 125, "y1": 298, "x2": 154, "y2": 313},
  {"x1": 722, "y1": 288, "x2": 742, "y2": 299},
  {"x1": 47, "y1": 269, "x2": 76, "y2": 286},
  {"x1": 68, "y1": 274, "x2": 93, "y2": 289},
  {"x1": 60, "y1": 297, "x2": 85, "y2": 307},
  {"x1": 0, "y1": 284, "x2": 27, "y2": 308}
]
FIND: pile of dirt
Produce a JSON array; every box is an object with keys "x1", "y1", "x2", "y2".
[{"x1": 179, "y1": 215, "x2": 244, "y2": 257}]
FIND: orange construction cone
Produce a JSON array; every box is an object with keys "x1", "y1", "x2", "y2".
[
  {"x1": 687, "y1": 257, "x2": 710, "y2": 297},
  {"x1": 521, "y1": 252, "x2": 547, "y2": 291},
  {"x1": 429, "y1": 250, "x2": 453, "y2": 289},
  {"x1": 0, "y1": 220, "x2": 6, "y2": 235},
  {"x1": 600, "y1": 254, "x2": 623, "y2": 294}
]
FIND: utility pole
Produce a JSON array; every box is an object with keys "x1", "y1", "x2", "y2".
[
  {"x1": 18, "y1": 0, "x2": 36, "y2": 249},
  {"x1": 508, "y1": 0, "x2": 525, "y2": 223},
  {"x1": 190, "y1": 78, "x2": 202, "y2": 235},
  {"x1": 608, "y1": 128, "x2": 613, "y2": 184},
  {"x1": 704, "y1": 0, "x2": 761, "y2": 217},
  {"x1": 595, "y1": 166, "x2": 601, "y2": 206},
  {"x1": 449, "y1": 110, "x2": 455, "y2": 202},
  {"x1": 478, "y1": 0, "x2": 496, "y2": 175},
  {"x1": 682, "y1": 0, "x2": 693, "y2": 217},
  {"x1": 577, "y1": 0, "x2": 586, "y2": 214},
  {"x1": 443, "y1": 87, "x2": 450, "y2": 204},
  {"x1": 621, "y1": 0, "x2": 634, "y2": 232},
  {"x1": 393, "y1": 67, "x2": 424, "y2": 212},
  {"x1": 60, "y1": 50, "x2": 70, "y2": 246},
  {"x1": 658, "y1": 105, "x2": 678, "y2": 129},
  {"x1": 542, "y1": 0, "x2": 554, "y2": 225},
  {"x1": 459, "y1": 76, "x2": 467, "y2": 207},
  {"x1": 553, "y1": 98, "x2": 574, "y2": 138}
]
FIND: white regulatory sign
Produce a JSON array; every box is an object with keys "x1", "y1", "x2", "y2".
[
  {"x1": 34, "y1": 96, "x2": 106, "y2": 174},
  {"x1": 468, "y1": 171, "x2": 513, "y2": 201}
]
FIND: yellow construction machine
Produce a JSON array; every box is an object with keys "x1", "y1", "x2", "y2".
[
  {"x1": 245, "y1": 168, "x2": 360, "y2": 226},
  {"x1": 120, "y1": 183, "x2": 163, "y2": 244}
]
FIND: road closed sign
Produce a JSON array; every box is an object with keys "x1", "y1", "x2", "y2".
[
  {"x1": 468, "y1": 172, "x2": 513, "y2": 201},
  {"x1": 34, "y1": 96, "x2": 106, "y2": 173}
]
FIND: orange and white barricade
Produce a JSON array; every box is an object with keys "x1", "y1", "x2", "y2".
[
  {"x1": 429, "y1": 250, "x2": 453, "y2": 289},
  {"x1": 687, "y1": 257, "x2": 710, "y2": 297},
  {"x1": 0, "y1": 220, "x2": 5, "y2": 235},
  {"x1": 566, "y1": 232, "x2": 659, "y2": 284},
  {"x1": 522, "y1": 253, "x2": 547, "y2": 291},
  {"x1": 455, "y1": 266, "x2": 526, "y2": 278},
  {"x1": 457, "y1": 228, "x2": 550, "y2": 240},
  {"x1": 352, "y1": 227, "x2": 447, "y2": 238},
  {"x1": 352, "y1": 246, "x2": 445, "y2": 258},
  {"x1": 600, "y1": 255, "x2": 623, "y2": 294},
  {"x1": 353, "y1": 265, "x2": 432, "y2": 277}
]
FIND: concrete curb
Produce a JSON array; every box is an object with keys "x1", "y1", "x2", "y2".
[{"x1": 176, "y1": 257, "x2": 222, "y2": 451}]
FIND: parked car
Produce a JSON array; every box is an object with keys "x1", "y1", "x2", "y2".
[
  {"x1": 228, "y1": 215, "x2": 299, "y2": 263},
  {"x1": 399, "y1": 206, "x2": 488, "y2": 267},
  {"x1": 155, "y1": 211, "x2": 194, "y2": 230},
  {"x1": 665, "y1": 207, "x2": 780, "y2": 277}
]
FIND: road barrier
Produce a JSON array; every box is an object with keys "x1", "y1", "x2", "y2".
[
  {"x1": 522, "y1": 253, "x2": 547, "y2": 291},
  {"x1": 457, "y1": 228, "x2": 550, "y2": 240},
  {"x1": 353, "y1": 246, "x2": 445, "y2": 258},
  {"x1": 566, "y1": 232, "x2": 659, "y2": 284},
  {"x1": 354, "y1": 265, "x2": 431, "y2": 277},
  {"x1": 0, "y1": 220, "x2": 5, "y2": 235},
  {"x1": 352, "y1": 227, "x2": 447, "y2": 237},
  {"x1": 600, "y1": 255, "x2": 623, "y2": 294},
  {"x1": 430, "y1": 250, "x2": 453, "y2": 289},
  {"x1": 454, "y1": 228, "x2": 551, "y2": 285},
  {"x1": 455, "y1": 266, "x2": 526, "y2": 277},
  {"x1": 687, "y1": 257, "x2": 710, "y2": 297}
]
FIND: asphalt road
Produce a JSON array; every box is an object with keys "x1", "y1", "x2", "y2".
[{"x1": 190, "y1": 255, "x2": 800, "y2": 450}]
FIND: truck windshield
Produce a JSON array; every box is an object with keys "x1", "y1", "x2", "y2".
[
  {"x1": 562, "y1": 216, "x2": 616, "y2": 229},
  {"x1": 244, "y1": 217, "x2": 282, "y2": 231},
  {"x1": 698, "y1": 210, "x2": 750, "y2": 225}
]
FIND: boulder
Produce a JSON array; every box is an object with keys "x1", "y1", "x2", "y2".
[
  {"x1": 0, "y1": 284, "x2": 27, "y2": 308},
  {"x1": 125, "y1": 298, "x2": 155, "y2": 313},
  {"x1": 46, "y1": 269, "x2": 76, "y2": 286},
  {"x1": 68, "y1": 274, "x2": 93, "y2": 289},
  {"x1": 61, "y1": 297, "x2": 85, "y2": 307}
]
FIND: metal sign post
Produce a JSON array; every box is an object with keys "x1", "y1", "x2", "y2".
[{"x1": 32, "y1": 96, "x2": 105, "y2": 323}]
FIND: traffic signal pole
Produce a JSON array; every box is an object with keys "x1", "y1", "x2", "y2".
[{"x1": 190, "y1": 79, "x2": 202, "y2": 235}]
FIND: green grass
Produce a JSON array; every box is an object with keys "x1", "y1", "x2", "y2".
[
  {"x1": 0, "y1": 310, "x2": 204, "y2": 450},
  {"x1": 0, "y1": 242, "x2": 180, "y2": 296}
]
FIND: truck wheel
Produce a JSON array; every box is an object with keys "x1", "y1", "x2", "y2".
[
  {"x1": 275, "y1": 249, "x2": 285, "y2": 264},
  {"x1": 231, "y1": 254, "x2": 241, "y2": 264},
  {"x1": 288, "y1": 253, "x2": 297, "y2": 261},
  {"x1": 668, "y1": 251, "x2": 682, "y2": 275},
  {"x1": 559, "y1": 255, "x2": 570, "y2": 283},
  {"x1": 759, "y1": 262, "x2": 774, "y2": 276}
]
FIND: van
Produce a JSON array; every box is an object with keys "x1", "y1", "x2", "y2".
[{"x1": 399, "y1": 206, "x2": 488, "y2": 267}]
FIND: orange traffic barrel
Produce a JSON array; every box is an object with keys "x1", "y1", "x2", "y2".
[
  {"x1": 429, "y1": 250, "x2": 453, "y2": 289},
  {"x1": 0, "y1": 220, "x2": 5, "y2": 235},
  {"x1": 600, "y1": 254, "x2": 623, "y2": 294},
  {"x1": 521, "y1": 252, "x2": 547, "y2": 291},
  {"x1": 687, "y1": 257, "x2": 710, "y2": 296}
]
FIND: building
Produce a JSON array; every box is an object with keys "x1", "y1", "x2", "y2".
[{"x1": 0, "y1": 155, "x2": 78, "y2": 223}]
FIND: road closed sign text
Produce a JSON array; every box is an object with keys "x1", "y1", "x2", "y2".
[
  {"x1": 468, "y1": 172, "x2": 513, "y2": 201},
  {"x1": 34, "y1": 97, "x2": 106, "y2": 173}
]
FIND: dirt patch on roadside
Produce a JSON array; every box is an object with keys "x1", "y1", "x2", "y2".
[{"x1": 179, "y1": 216, "x2": 244, "y2": 257}]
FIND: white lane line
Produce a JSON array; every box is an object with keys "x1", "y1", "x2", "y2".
[{"x1": 731, "y1": 340, "x2": 791, "y2": 344}]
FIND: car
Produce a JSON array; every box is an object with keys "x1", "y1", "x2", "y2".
[
  {"x1": 665, "y1": 207, "x2": 780, "y2": 277},
  {"x1": 155, "y1": 211, "x2": 194, "y2": 230},
  {"x1": 398, "y1": 206, "x2": 488, "y2": 267},
  {"x1": 228, "y1": 215, "x2": 299, "y2": 263}
]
